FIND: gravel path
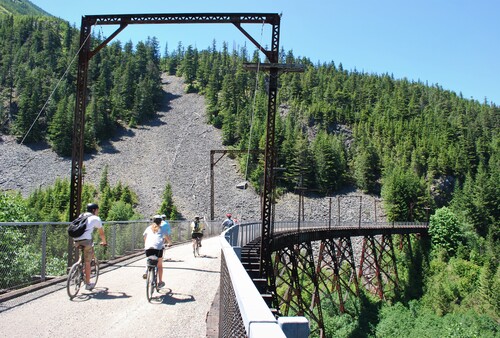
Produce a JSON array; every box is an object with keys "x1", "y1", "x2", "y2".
[
  {"x1": 0, "y1": 237, "x2": 222, "y2": 338},
  {"x1": 0, "y1": 74, "x2": 383, "y2": 224}
]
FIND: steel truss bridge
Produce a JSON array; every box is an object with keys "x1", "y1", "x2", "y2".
[
  {"x1": 222, "y1": 221, "x2": 428, "y2": 337},
  {"x1": 64, "y1": 12, "x2": 430, "y2": 337}
]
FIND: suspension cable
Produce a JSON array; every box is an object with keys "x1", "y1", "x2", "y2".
[{"x1": 243, "y1": 20, "x2": 265, "y2": 182}]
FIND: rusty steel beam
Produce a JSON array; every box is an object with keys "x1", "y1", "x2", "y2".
[
  {"x1": 273, "y1": 242, "x2": 325, "y2": 337},
  {"x1": 68, "y1": 17, "x2": 92, "y2": 267},
  {"x1": 85, "y1": 13, "x2": 281, "y2": 60},
  {"x1": 357, "y1": 235, "x2": 400, "y2": 300},
  {"x1": 69, "y1": 12, "x2": 280, "y2": 243}
]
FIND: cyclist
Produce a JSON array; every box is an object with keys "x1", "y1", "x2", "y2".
[
  {"x1": 191, "y1": 216, "x2": 204, "y2": 253},
  {"x1": 143, "y1": 215, "x2": 166, "y2": 288},
  {"x1": 73, "y1": 203, "x2": 107, "y2": 290},
  {"x1": 161, "y1": 214, "x2": 173, "y2": 247},
  {"x1": 221, "y1": 213, "x2": 235, "y2": 232}
]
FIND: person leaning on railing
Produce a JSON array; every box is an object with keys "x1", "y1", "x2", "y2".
[{"x1": 221, "y1": 213, "x2": 235, "y2": 232}]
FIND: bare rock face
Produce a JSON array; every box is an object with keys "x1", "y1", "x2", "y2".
[
  {"x1": 430, "y1": 175, "x2": 456, "y2": 208},
  {"x1": 0, "y1": 75, "x2": 381, "y2": 224}
]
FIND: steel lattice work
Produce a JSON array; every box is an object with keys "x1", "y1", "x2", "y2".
[
  {"x1": 313, "y1": 237, "x2": 360, "y2": 314},
  {"x1": 273, "y1": 242, "x2": 325, "y2": 337},
  {"x1": 358, "y1": 235, "x2": 400, "y2": 300},
  {"x1": 264, "y1": 229, "x2": 426, "y2": 338}
]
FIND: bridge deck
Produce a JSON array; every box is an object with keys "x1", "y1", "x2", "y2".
[{"x1": 0, "y1": 237, "x2": 222, "y2": 338}]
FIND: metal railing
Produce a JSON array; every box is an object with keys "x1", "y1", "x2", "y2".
[
  {"x1": 233, "y1": 220, "x2": 428, "y2": 248},
  {"x1": 0, "y1": 219, "x2": 217, "y2": 294},
  {"x1": 219, "y1": 220, "x2": 429, "y2": 337},
  {"x1": 219, "y1": 224, "x2": 310, "y2": 338}
]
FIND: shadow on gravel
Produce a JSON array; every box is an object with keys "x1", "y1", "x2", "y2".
[
  {"x1": 149, "y1": 289, "x2": 195, "y2": 305},
  {"x1": 101, "y1": 127, "x2": 137, "y2": 154},
  {"x1": 195, "y1": 254, "x2": 218, "y2": 259},
  {"x1": 24, "y1": 140, "x2": 52, "y2": 151},
  {"x1": 161, "y1": 91, "x2": 181, "y2": 113},
  {"x1": 71, "y1": 287, "x2": 131, "y2": 302},
  {"x1": 164, "y1": 267, "x2": 220, "y2": 274}
]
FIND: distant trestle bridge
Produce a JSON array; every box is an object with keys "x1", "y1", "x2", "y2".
[{"x1": 223, "y1": 220, "x2": 429, "y2": 337}]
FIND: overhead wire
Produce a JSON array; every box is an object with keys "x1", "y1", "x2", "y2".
[
  {"x1": 243, "y1": 20, "x2": 266, "y2": 183},
  {"x1": 20, "y1": 30, "x2": 92, "y2": 145}
]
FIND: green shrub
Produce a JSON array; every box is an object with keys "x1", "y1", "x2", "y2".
[{"x1": 429, "y1": 207, "x2": 462, "y2": 256}]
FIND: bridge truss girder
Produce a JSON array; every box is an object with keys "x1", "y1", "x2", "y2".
[
  {"x1": 358, "y1": 234, "x2": 400, "y2": 300},
  {"x1": 269, "y1": 233, "x2": 419, "y2": 337},
  {"x1": 69, "y1": 13, "x2": 281, "y2": 270}
]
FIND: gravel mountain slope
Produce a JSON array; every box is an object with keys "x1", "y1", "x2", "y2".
[
  {"x1": 0, "y1": 75, "x2": 261, "y2": 222},
  {"x1": 0, "y1": 75, "x2": 381, "y2": 224}
]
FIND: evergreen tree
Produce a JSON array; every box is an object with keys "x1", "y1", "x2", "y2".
[
  {"x1": 159, "y1": 182, "x2": 177, "y2": 219},
  {"x1": 312, "y1": 131, "x2": 348, "y2": 193},
  {"x1": 381, "y1": 167, "x2": 427, "y2": 221},
  {"x1": 47, "y1": 94, "x2": 73, "y2": 155},
  {"x1": 353, "y1": 144, "x2": 380, "y2": 193},
  {"x1": 99, "y1": 165, "x2": 109, "y2": 192}
]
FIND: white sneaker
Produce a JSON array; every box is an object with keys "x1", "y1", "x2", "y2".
[{"x1": 85, "y1": 282, "x2": 95, "y2": 290}]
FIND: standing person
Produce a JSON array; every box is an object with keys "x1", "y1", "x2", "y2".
[
  {"x1": 73, "y1": 203, "x2": 107, "y2": 290},
  {"x1": 191, "y1": 216, "x2": 204, "y2": 254},
  {"x1": 221, "y1": 213, "x2": 235, "y2": 232},
  {"x1": 143, "y1": 215, "x2": 166, "y2": 288},
  {"x1": 161, "y1": 214, "x2": 173, "y2": 247}
]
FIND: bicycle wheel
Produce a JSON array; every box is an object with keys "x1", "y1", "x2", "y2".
[
  {"x1": 146, "y1": 267, "x2": 155, "y2": 302},
  {"x1": 89, "y1": 257, "x2": 99, "y2": 286},
  {"x1": 67, "y1": 263, "x2": 83, "y2": 299},
  {"x1": 195, "y1": 239, "x2": 200, "y2": 256}
]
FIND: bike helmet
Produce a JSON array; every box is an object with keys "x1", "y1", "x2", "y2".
[
  {"x1": 161, "y1": 214, "x2": 166, "y2": 219},
  {"x1": 194, "y1": 215, "x2": 200, "y2": 220},
  {"x1": 152, "y1": 215, "x2": 162, "y2": 224},
  {"x1": 87, "y1": 203, "x2": 99, "y2": 213},
  {"x1": 226, "y1": 213, "x2": 232, "y2": 218}
]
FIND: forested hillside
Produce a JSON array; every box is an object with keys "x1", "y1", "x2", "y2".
[
  {"x1": 0, "y1": 5, "x2": 498, "y2": 336},
  {"x1": 164, "y1": 45, "x2": 498, "y2": 227},
  {"x1": 0, "y1": 12, "x2": 163, "y2": 154},
  {"x1": 0, "y1": 0, "x2": 47, "y2": 16}
]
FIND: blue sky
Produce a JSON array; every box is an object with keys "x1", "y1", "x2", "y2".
[{"x1": 30, "y1": 0, "x2": 500, "y2": 105}]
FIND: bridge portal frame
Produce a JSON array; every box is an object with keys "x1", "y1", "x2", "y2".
[{"x1": 68, "y1": 13, "x2": 281, "y2": 276}]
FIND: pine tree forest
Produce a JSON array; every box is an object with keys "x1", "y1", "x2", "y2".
[{"x1": 0, "y1": 12, "x2": 498, "y2": 337}]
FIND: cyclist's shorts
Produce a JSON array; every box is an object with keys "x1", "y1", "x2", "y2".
[
  {"x1": 191, "y1": 232, "x2": 203, "y2": 239},
  {"x1": 145, "y1": 248, "x2": 163, "y2": 259},
  {"x1": 74, "y1": 239, "x2": 93, "y2": 263}
]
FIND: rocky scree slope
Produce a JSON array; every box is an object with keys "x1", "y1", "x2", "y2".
[{"x1": 0, "y1": 75, "x2": 382, "y2": 225}]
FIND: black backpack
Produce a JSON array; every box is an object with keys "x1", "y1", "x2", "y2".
[{"x1": 67, "y1": 213, "x2": 90, "y2": 238}]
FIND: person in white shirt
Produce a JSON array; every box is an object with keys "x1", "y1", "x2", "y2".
[
  {"x1": 143, "y1": 215, "x2": 166, "y2": 288},
  {"x1": 73, "y1": 203, "x2": 107, "y2": 290}
]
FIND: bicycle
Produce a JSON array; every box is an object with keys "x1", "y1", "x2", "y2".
[
  {"x1": 193, "y1": 236, "x2": 202, "y2": 257},
  {"x1": 146, "y1": 255, "x2": 160, "y2": 302},
  {"x1": 66, "y1": 242, "x2": 102, "y2": 299}
]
